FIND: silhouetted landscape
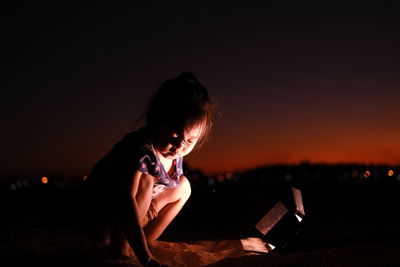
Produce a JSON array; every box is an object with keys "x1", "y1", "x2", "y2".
[{"x1": 2, "y1": 163, "x2": 400, "y2": 266}]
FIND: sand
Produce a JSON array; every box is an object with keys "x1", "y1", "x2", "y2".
[{"x1": 2, "y1": 216, "x2": 400, "y2": 267}]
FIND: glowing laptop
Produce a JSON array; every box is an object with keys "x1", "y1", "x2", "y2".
[{"x1": 241, "y1": 187, "x2": 306, "y2": 253}]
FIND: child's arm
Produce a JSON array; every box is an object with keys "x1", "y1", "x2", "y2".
[{"x1": 118, "y1": 171, "x2": 155, "y2": 265}]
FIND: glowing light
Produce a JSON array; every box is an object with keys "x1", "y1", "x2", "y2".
[
  {"x1": 217, "y1": 174, "x2": 224, "y2": 182},
  {"x1": 269, "y1": 243, "x2": 276, "y2": 250},
  {"x1": 82, "y1": 175, "x2": 88, "y2": 181},
  {"x1": 226, "y1": 172, "x2": 233, "y2": 180},
  {"x1": 207, "y1": 178, "x2": 215, "y2": 186},
  {"x1": 41, "y1": 177, "x2": 48, "y2": 184},
  {"x1": 240, "y1": 237, "x2": 271, "y2": 254},
  {"x1": 364, "y1": 170, "x2": 371, "y2": 178},
  {"x1": 388, "y1": 170, "x2": 394, "y2": 177},
  {"x1": 352, "y1": 171, "x2": 358, "y2": 178}
]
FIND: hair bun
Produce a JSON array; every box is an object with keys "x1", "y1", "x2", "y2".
[{"x1": 176, "y1": 71, "x2": 199, "y2": 84}]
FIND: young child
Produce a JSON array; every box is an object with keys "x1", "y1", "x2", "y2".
[{"x1": 83, "y1": 72, "x2": 215, "y2": 266}]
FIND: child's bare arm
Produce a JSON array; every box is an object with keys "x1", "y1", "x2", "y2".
[{"x1": 119, "y1": 171, "x2": 153, "y2": 265}]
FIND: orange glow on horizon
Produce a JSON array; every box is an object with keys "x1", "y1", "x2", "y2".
[{"x1": 187, "y1": 131, "x2": 400, "y2": 174}]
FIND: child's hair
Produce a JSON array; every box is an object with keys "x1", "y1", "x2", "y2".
[{"x1": 145, "y1": 71, "x2": 215, "y2": 150}]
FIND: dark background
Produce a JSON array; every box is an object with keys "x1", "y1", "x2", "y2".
[
  {"x1": 2, "y1": 2, "x2": 400, "y2": 265},
  {"x1": 2, "y1": 1, "x2": 400, "y2": 179}
]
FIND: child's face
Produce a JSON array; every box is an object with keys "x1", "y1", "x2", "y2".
[{"x1": 154, "y1": 123, "x2": 204, "y2": 160}]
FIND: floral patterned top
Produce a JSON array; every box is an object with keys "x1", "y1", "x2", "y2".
[
  {"x1": 86, "y1": 127, "x2": 183, "y2": 195},
  {"x1": 137, "y1": 143, "x2": 183, "y2": 188}
]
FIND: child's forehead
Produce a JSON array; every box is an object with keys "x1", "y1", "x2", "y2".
[
  {"x1": 185, "y1": 124, "x2": 204, "y2": 138},
  {"x1": 173, "y1": 122, "x2": 204, "y2": 138}
]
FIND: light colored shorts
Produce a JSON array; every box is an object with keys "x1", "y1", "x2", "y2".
[{"x1": 142, "y1": 199, "x2": 158, "y2": 227}]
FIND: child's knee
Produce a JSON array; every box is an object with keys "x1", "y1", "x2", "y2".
[
  {"x1": 179, "y1": 176, "x2": 191, "y2": 200},
  {"x1": 139, "y1": 173, "x2": 154, "y2": 190}
]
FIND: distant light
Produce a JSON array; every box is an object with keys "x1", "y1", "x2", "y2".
[
  {"x1": 41, "y1": 177, "x2": 48, "y2": 184},
  {"x1": 82, "y1": 175, "x2": 88, "y2": 181},
  {"x1": 352, "y1": 171, "x2": 358, "y2": 178},
  {"x1": 207, "y1": 178, "x2": 215, "y2": 186},
  {"x1": 10, "y1": 184, "x2": 17, "y2": 191},
  {"x1": 226, "y1": 172, "x2": 233, "y2": 180},
  {"x1": 217, "y1": 174, "x2": 224, "y2": 182},
  {"x1": 388, "y1": 170, "x2": 394, "y2": 177},
  {"x1": 364, "y1": 170, "x2": 371, "y2": 178}
]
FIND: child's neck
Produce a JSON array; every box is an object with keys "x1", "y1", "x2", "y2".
[{"x1": 154, "y1": 149, "x2": 173, "y2": 173}]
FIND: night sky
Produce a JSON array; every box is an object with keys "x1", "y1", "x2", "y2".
[{"x1": 2, "y1": 2, "x2": 400, "y2": 180}]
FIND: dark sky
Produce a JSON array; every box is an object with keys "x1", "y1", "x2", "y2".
[{"x1": 2, "y1": 1, "x2": 400, "y2": 180}]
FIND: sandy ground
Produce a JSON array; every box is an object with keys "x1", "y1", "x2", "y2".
[{"x1": 1, "y1": 216, "x2": 400, "y2": 267}]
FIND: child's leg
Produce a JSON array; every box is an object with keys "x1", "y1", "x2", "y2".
[
  {"x1": 144, "y1": 175, "x2": 191, "y2": 244},
  {"x1": 109, "y1": 173, "x2": 154, "y2": 257}
]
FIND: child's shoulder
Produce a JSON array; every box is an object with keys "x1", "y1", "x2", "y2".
[
  {"x1": 119, "y1": 127, "x2": 151, "y2": 149},
  {"x1": 98, "y1": 127, "x2": 152, "y2": 164}
]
